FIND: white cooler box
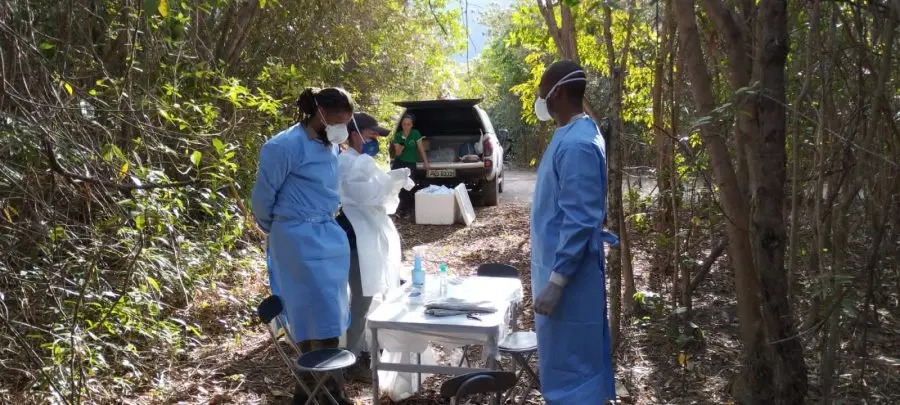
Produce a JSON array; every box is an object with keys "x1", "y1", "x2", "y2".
[{"x1": 415, "y1": 187, "x2": 457, "y2": 225}]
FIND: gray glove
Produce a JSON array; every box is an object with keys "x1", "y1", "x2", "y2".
[{"x1": 534, "y1": 282, "x2": 564, "y2": 316}]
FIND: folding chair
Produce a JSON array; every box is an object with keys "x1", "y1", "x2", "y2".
[
  {"x1": 257, "y1": 295, "x2": 356, "y2": 405},
  {"x1": 440, "y1": 371, "x2": 517, "y2": 405},
  {"x1": 476, "y1": 264, "x2": 540, "y2": 405}
]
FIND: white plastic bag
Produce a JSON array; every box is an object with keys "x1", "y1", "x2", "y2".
[{"x1": 377, "y1": 347, "x2": 438, "y2": 402}]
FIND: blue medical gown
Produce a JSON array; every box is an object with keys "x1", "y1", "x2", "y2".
[
  {"x1": 251, "y1": 124, "x2": 350, "y2": 342},
  {"x1": 530, "y1": 116, "x2": 617, "y2": 404}
]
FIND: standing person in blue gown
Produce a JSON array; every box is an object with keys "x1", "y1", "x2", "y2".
[
  {"x1": 251, "y1": 87, "x2": 354, "y2": 405},
  {"x1": 530, "y1": 60, "x2": 619, "y2": 404}
]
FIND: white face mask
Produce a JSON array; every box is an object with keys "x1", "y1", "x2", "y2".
[
  {"x1": 318, "y1": 108, "x2": 349, "y2": 144},
  {"x1": 534, "y1": 70, "x2": 587, "y2": 122}
]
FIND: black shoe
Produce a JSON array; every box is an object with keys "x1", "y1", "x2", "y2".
[{"x1": 344, "y1": 355, "x2": 373, "y2": 383}]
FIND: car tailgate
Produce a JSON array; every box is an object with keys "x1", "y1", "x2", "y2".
[{"x1": 415, "y1": 162, "x2": 484, "y2": 170}]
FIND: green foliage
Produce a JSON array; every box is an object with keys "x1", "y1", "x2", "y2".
[
  {"x1": 476, "y1": 0, "x2": 656, "y2": 165},
  {"x1": 0, "y1": 0, "x2": 463, "y2": 402}
]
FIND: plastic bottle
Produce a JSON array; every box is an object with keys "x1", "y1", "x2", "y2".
[
  {"x1": 412, "y1": 247, "x2": 426, "y2": 290},
  {"x1": 439, "y1": 263, "x2": 448, "y2": 297}
]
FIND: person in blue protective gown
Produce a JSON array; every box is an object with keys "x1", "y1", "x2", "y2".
[
  {"x1": 251, "y1": 87, "x2": 354, "y2": 405},
  {"x1": 530, "y1": 60, "x2": 619, "y2": 405}
]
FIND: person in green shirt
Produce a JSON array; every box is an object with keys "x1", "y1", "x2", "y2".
[{"x1": 391, "y1": 113, "x2": 429, "y2": 215}]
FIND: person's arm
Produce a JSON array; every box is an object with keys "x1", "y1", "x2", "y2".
[
  {"x1": 550, "y1": 142, "x2": 607, "y2": 286},
  {"x1": 415, "y1": 131, "x2": 430, "y2": 170},
  {"x1": 250, "y1": 143, "x2": 291, "y2": 233},
  {"x1": 392, "y1": 132, "x2": 405, "y2": 157}
]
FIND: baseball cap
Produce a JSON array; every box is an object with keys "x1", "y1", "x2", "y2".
[{"x1": 348, "y1": 113, "x2": 390, "y2": 136}]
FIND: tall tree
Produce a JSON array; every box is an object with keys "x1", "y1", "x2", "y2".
[
  {"x1": 599, "y1": 0, "x2": 638, "y2": 332},
  {"x1": 652, "y1": 0, "x2": 678, "y2": 293},
  {"x1": 673, "y1": 0, "x2": 807, "y2": 401}
]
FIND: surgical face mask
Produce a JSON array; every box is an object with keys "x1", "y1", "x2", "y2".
[
  {"x1": 319, "y1": 108, "x2": 349, "y2": 144},
  {"x1": 534, "y1": 70, "x2": 587, "y2": 122},
  {"x1": 361, "y1": 136, "x2": 380, "y2": 157}
]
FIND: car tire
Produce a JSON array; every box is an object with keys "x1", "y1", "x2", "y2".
[{"x1": 483, "y1": 178, "x2": 499, "y2": 206}]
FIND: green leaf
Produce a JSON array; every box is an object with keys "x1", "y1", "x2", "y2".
[
  {"x1": 39, "y1": 42, "x2": 55, "y2": 50},
  {"x1": 258, "y1": 0, "x2": 267, "y2": 8},
  {"x1": 212, "y1": 138, "x2": 225, "y2": 154},
  {"x1": 146, "y1": 276, "x2": 161, "y2": 292},
  {"x1": 102, "y1": 144, "x2": 125, "y2": 161},
  {"x1": 63, "y1": 82, "x2": 73, "y2": 96},
  {"x1": 135, "y1": 215, "x2": 146, "y2": 230},
  {"x1": 157, "y1": 0, "x2": 169, "y2": 17},
  {"x1": 190, "y1": 151, "x2": 202, "y2": 167}
]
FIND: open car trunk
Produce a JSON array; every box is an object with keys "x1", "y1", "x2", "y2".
[{"x1": 393, "y1": 99, "x2": 485, "y2": 164}]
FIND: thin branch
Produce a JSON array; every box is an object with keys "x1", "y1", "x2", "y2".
[
  {"x1": 688, "y1": 238, "x2": 729, "y2": 293},
  {"x1": 41, "y1": 138, "x2": 195, "y2": 192},
  {"x1": 427, "y1": 0, "x2": 449, "y2": 36}
]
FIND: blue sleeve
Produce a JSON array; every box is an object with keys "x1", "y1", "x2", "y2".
[
  {"x1": 552, "y1": 142, "x2": 607, "y2": 278},
  {"x1": 251, "y1": 142, "x2": 291, "y2": 233}
]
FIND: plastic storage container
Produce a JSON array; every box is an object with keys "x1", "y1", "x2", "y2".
[{"x1": 415, "y1": 186, "x2": 457, "y2": 225}]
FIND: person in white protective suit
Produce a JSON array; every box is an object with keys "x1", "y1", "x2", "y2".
[{"x1": 334, "y1": 112, "x2": 414, "y2": 381}]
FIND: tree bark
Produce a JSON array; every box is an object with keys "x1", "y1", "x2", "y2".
[
  {"x1": 673, "y1": 0, "x2": 759, "y2": 355},
  {"x1": 652, "y1": 0, "x2": 677, "y2": 291},
  {"x1": 215, "y1": 0, "x2": 262, "y2": 68},
  {"x1": 748, "y1": 0, "x2": 808, "y2": 402},
  {"x1": 600, "y1": 0, "x2": 637, "y2": 345},
  {"x1": 676, "y1": 0, "x2": 808, "y2": 401}
]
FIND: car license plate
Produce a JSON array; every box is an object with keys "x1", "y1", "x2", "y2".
[{"x1": 427, "y1": 169, "x2": 456, "y2": 178}]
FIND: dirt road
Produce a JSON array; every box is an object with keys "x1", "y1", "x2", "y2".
[{"x1": 501, "y1": 170, "x2": 537, "y2": 205}]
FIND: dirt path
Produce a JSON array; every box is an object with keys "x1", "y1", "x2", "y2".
[
  {"x1": 500, "y1": 170, "x2": 536, "y2": 205},
  {"x1": 126, "y1": 177, "x2": 746, "y2": 405}
]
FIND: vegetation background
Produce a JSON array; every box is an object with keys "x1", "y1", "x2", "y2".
[{"x1": 1, "y1": 0, "x2": 896, "y2": 403}]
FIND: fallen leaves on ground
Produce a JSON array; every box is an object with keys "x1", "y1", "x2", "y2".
[{"x1": 122, "y1": 202, "x2": 899, "y2": 405}]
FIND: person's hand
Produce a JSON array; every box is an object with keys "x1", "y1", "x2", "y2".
[
  {"x1": 423, "y1": 161, "x2": 430, "y2": 171},
  {"x1": 534, "y1": 282, "x2": 564, "y2": 316}
]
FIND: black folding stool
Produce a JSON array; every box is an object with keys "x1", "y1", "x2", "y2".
[
  {"x1": 256, "y1": 295, "x2": 356, "y2": 405},
  {"x1": 440, "y1": 371, "x2": 517, "y2": 405}
]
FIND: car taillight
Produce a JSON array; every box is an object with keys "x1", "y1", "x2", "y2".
[
  {"x1": 484, "y1": 159, "x2": 492, "y2": 169},
  {"x1": 483, "y1": 139, "x2": 494, "y2": 156}
]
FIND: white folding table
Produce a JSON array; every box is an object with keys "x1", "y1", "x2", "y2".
[{"x1": 367, "y1": 275, "x2": 523, "y2": 403}]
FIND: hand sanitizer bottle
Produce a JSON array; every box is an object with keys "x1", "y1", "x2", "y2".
[
  {"x1": 412, "y1": 249, "x2": 426, "y2": 290},
  {"x1": 439, "y1": 263, "x2": 448, "y2": 297}
]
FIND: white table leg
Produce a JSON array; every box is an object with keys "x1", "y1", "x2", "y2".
[{"x1": 370, "y1": 328, "x2": 380, "y2": 405}]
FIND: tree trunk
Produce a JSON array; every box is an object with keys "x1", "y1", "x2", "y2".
[
  {"x1": 745, "y1": 0, "x2": 808, "y2": 402},
  {"x1": 675, "y1": 0, "x2": 808, "y2": 402},
  {"x1": 600, "y1": 0, "x2": 637, "y2": 344},
  {"x1": 652, "y1": 0, "x2": 677, "y2": 292},
  {"x1": 673, "y1": 0, "x2": 760, "y2": 357},
  {"x1": 215, "y1": 0, "x2": 261, "y2": 68}
]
